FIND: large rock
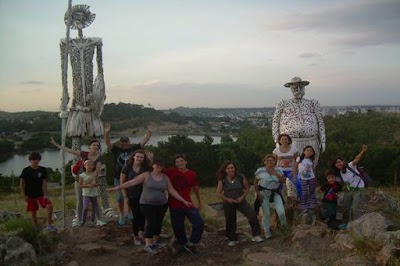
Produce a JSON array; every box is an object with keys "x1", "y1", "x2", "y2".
[
  {"x1": 334, "y1": 233, "x2": 355, "y2": 251},
  {"x1": 4, "y1": 236, "x2": 37, "y2": 266},
  {"x1": 349, "y1": 212, "x2": 387, "y2": 238},
  {"x1": 0, "y1": 236, "x2": 6, "y2": 265},
  {"x1": 292, "y1": 224, "x2": 330, "y2": 242},
  {"x1": 0, "y1": 211, "x2": 21, "y2": 224}
]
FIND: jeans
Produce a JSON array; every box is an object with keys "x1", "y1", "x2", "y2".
[
  {"x1": 260, "y1": 193, "x2": 286, "y2": 233},
  {"x1": 223, "y1": 200, "x2": 261, "y2": 241},
  {"x1": 170, "y1": 207, "x2": 204, "y2": 245},
  {"x1": 323, "y1": 201, "x2": 337, "y2": 228}
]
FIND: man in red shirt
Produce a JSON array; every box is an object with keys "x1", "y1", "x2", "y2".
[{"x1": 164, "y1": 154, "x2": 204, "y2": 254}]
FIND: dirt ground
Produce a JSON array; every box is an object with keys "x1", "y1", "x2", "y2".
[{"x1": 54, "y1": 190, "x2": 395, "y2": 266}]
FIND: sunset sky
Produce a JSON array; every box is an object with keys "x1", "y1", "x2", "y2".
[{"x1": 0, "y1": 0, "x2": 399, "y2": 112}]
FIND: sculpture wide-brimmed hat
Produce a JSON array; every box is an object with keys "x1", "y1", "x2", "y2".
[{"x1": 284, "y1": 77, "x2": 310, "y2": 88}]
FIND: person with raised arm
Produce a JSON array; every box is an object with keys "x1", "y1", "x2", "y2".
[
  {"x1": 108, "y1": 158, "x2": 193, "y2": 255},
  {"x1": 50, "y1": 137, "x2": 107, "y2": 227},
  {"x1": 332, "y1": 144, "x2": 368, "y2": 229},
  {"x1": 103, "y1": 122, "x2": 153, "y2": 224}
]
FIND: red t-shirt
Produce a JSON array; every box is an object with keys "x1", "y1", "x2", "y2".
[{"x1": 164, "y1": 167, "x2": 198, "y2": 209}]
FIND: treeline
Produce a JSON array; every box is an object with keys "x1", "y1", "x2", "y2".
[
  {"x1": 0, "y1": 103, "x2": 189, "y2": 135},
  {"x1": 1, "y1": 112, "x2": 399, "y2": 189},
  {"x1": 106, "y1": 112, "x2": 400, "y2": 187}
]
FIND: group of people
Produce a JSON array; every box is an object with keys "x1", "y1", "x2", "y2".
[{"x1": 19, "y1": 77, "x2": 368, "y2": 254}]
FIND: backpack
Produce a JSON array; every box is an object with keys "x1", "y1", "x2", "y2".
[
  {"x1": 72, "y1": 152, "x2": 89, "y2": 175},
  {"x1": 347, "y1": 165, "x2": 369, "y2": 188}
]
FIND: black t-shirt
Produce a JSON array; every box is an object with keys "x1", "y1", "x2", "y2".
[
  {"x1": 121, "y1": 163, "x2": 146, "y2": 198},
  {"x1": 111, "y1": 143, "x2": 141, "y2": 179},
  {"x1": 20, "y1": 166, "x2": 48, "y2": 198}
]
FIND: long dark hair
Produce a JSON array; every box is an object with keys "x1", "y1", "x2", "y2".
[
  {"x1": 216, "y1": 160, "x2": 237, "y2": 181},
  {"x1": 331, "y1": 157, "x2": 347, "y2": 174},
  {"x1": 299, "y1": 145, "x2": 315, "y2": 163},
  {"x1": 127, "y1": 149, "x2": 151, "y2": 171}
]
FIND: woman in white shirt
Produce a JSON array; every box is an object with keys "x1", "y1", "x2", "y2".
[
  {"x1": 332, "y1": 145, "x2": 368, "y2": 226},
  {"x1": 272, "y1": 134, "x2": 299, "y2": 201}
]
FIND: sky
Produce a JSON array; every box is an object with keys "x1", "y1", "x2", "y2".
[{"x1": 0, "y1": 0, "x2": 399, "y2": 112}]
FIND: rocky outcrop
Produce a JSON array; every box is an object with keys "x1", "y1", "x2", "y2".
[
  {"x1": 0, "y1": 211, "x2": 21, "y2": 224},
  {"x1": 333, "y1": 212, "x2": 400, "y2": 265},
  {"x1": 3, "y1": 236, "x2": 37, "y2": 266}
]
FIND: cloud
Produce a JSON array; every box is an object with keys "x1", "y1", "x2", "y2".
[
  {"x1": 18, "y1": 81, "x2": 45, "y2": 85},
  {"x1": 299, "y1": 53, "x2": 321, "y2": 58},
  {"x1": 267, "y1": 0, "x2": 400, "y2": 48}
]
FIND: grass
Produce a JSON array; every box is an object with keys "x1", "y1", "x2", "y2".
[{"x1": 0, "y1": 185, "x2": 224, "y2": 227}]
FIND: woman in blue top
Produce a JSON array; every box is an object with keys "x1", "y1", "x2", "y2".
[{"x1": 254, "y1": 154, "x2": 287, "y2": 239}]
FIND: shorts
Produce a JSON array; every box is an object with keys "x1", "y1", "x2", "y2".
[
  {"x1": 114, "y1": 179, "x2": 124, "y2": 203},
  {"x1": 27, "y1": 196, "x2": 52, "y2": 212}
]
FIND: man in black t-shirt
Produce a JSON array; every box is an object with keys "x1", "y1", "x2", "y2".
[
  {"x1": 104, "y1": 122, "x2": 153, "y2": 225},
  {"x1": 20, "y1": 152, "x2": 56, "y2": 231}
]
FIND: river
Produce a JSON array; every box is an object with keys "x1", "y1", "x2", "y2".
[{"x1": 0, "y1": 135, "x2": 225, "y2": 176}]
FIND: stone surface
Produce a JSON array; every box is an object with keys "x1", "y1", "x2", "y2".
[
  {"x1": 334, "y1": 233, "x2": 355, "y2": 251},
  {"x1": 292, "y1": 225, "x2": 329, "y2": 242},
  {"x1": 334, "y1": 255, "x2": 370, "y2": 265},
  {"x1": 349, "y1": 212, "x2": 386, "y2": 238},
  {"x1": 246, "y1": 251, "x2": 315, "y2": 266},
  {"x1": 4, "y1": 236, "x2": 37, "y2": 266},
  {"x1": 76, "y1": 243, "x2": 104, "y2": 255}
]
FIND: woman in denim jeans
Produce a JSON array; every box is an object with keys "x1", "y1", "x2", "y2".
[{"x1": 254, "y1": 154, "x2": 287, "y2": 239}]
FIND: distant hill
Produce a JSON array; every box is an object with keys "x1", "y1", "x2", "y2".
[{"x1": 164, "y1": 106, "x2": 276, "y2": 116}]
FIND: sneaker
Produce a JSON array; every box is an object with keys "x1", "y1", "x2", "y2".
[
  {"x1": 127, "y1": 212, "x2": 134, "y2": 221},
  {"x1": 117, "y1": 217, "x2": 126, "y2": 226},
  {"x1": 338, "y1": 222, "x2": 348, "y2": 230},
  {"x1": 228, "y1": 240, "x2": 239, "y2": 247},
  {"x1": 96, "y1": 220, "x2": 107, "y2": 227},
  {"x1": 251, "y1": 235, "x2": 264, "y2": 243},
  {"x1": 153, "y1": 240, "x2": 167, "y2": 249},
  {"x1": 44, "y1": 225, "x2": 57, "y2": 232},
  {"x1": 143, "y1": 245, "x2": 158, "y2": 255},
  {"x1": 265, "y1": 230, "x2": 272, "y2": 239},
  {"x1": 72, "y1": 219, "x2": 82, "y2": 228}
]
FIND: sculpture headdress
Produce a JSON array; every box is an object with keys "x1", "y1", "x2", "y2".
[{"x1": 64, "y1": 5, "x2": 96, "y2": 30}]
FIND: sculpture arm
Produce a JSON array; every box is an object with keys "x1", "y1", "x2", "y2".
[
  {"x1": 59, "y1": 40, "x2": 70, "y2": 117},
  {"x1": 96, "y1": 39, "x2": 104, "y2": 76},
  {"x1": 272, "y1": 100, "x2": 284, "y2": 144},
  {"x1": 313, "y1": 99, "x2": 326, "y2": 152},
  {"x1": 93, "y1": 39, "x2": 106, "y2": 116}
]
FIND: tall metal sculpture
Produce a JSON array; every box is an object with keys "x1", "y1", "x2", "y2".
[
  {"x1": 59, "y1": 4, "x2": 107, "y2": 226},
  {"x1": 60, "y1": 4, "x2": 106, "y2": 144}
]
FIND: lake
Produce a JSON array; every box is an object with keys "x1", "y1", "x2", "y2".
[{"x1": 0, "y1": 135, "x2": 226, "y2": 176}]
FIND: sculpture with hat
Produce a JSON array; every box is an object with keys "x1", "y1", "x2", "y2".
[{"x1": 272, "y1": 76, "x2": 326, "y2": 164}]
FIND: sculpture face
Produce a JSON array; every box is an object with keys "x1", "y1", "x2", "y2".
[{"x1": 290, "y1": 84, "x2": 305, "y2": 100}]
